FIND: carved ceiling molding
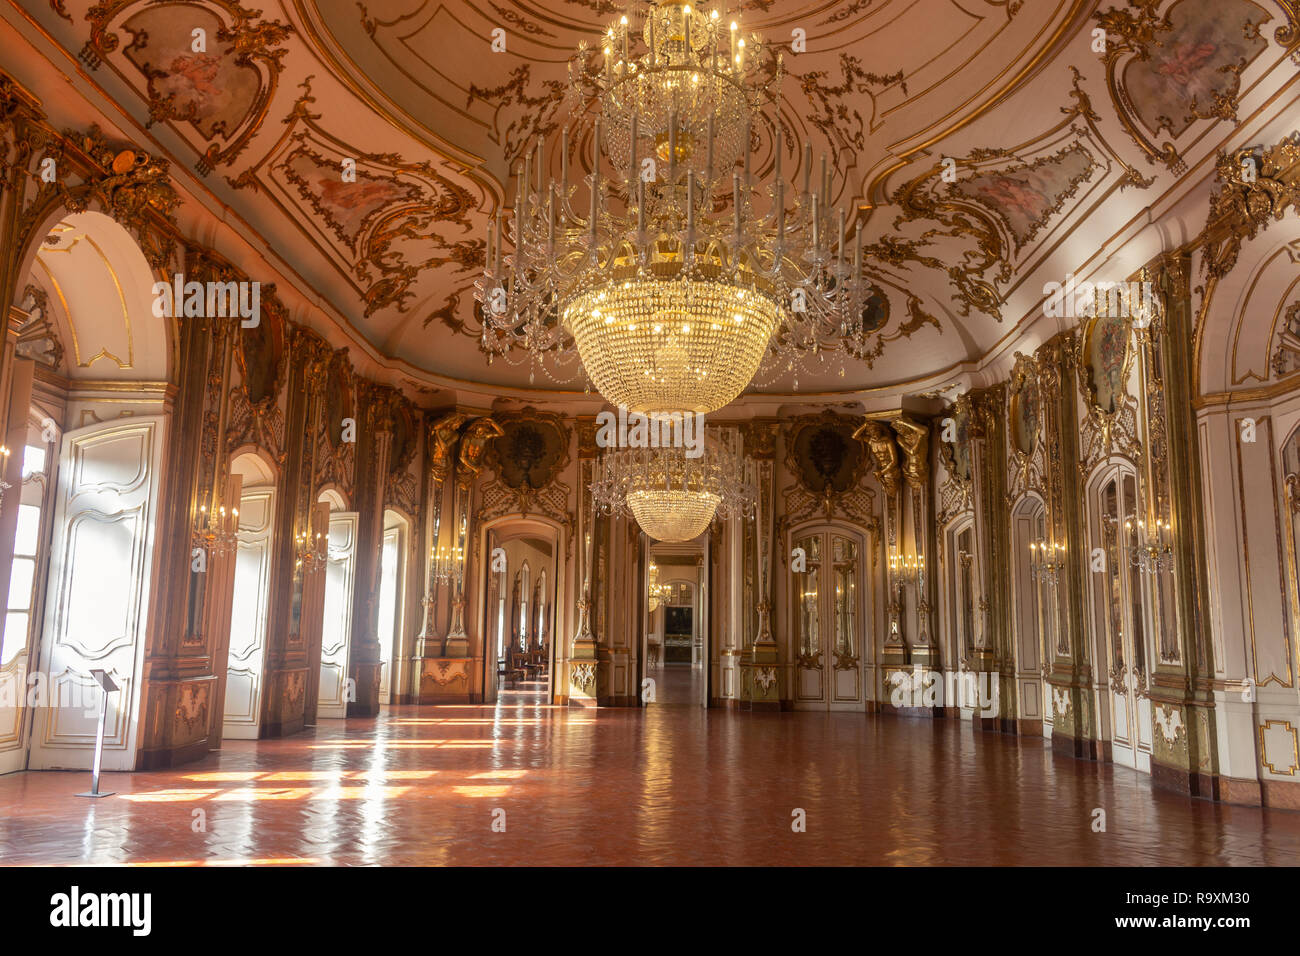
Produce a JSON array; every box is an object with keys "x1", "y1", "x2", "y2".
[
  {"x1": 1093, "y1": 0, "x2": 1290, "y2": 174},
  {"x1": 1196, "y1": 133, "x2": 1300, "y2": 282},
  {"x1": 15, "y1": 283, "x2": 66, "y2": 370},
  {"x1": 2, "y1": 87, "x2": 182, "y2": 269},
  {"x1": 230, "y1": 76, "x2": 481, "y2": 320},
  {"x1": 882, "y1": 70, "x2": 1143, "y2": 323},
  {"x1": 79, "y1": 0, "x2": 293, "y2": 174}
]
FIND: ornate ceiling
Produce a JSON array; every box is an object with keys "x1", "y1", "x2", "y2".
[{"x1": 10, "y1": 0, "x2": 1300, "y2": 406}]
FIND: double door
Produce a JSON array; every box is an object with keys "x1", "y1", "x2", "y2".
[
  {"x1": 792, "y1": 528, "x2": 865, "y2": 710},
  {"x1": 1096, "y1": 473, "x2": 1153, "y2": 771}
]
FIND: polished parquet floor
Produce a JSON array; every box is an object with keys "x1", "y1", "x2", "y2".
[{"x1": 1, "y1": 672, "x2": 1298, "y2": 866}]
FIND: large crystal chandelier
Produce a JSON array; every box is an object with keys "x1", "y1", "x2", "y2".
[
  {"x1": 591, "y1": 435, "x2": 756, "y2": 542},
  {"x1": 476, "y1": 0, "x2": 876, "y2": 416}
]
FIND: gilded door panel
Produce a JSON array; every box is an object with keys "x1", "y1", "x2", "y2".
[
  {"x1": 317, "y1": 513, "x2": 358, "y2": 719},
  {"x1": 28, "y1": 418, "x2": 165, "y2": 771}
]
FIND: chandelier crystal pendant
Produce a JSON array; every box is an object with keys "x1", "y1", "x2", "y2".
[
  {"x1": 476, "y1": 0, "x2": 876, "y2": 416},
  {"x1": 590, "y1": 435, "x2": 756, "y2": 542}
]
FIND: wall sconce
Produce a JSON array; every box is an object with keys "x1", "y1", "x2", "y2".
[
  {"x1": 1124, "y1": 515, "x2": 1174, "y2": 575},
  {"x1": 193, "y1": 501, "x2": 239, "y2": 558},
  {"x1": 0, "y1": 445, "x2": 11, "y2": 520},
  {"x1": 295, "y1": 527, "x2": 326, "y2": 571},
  {"x1": 1029, "y1": 539, "x2": 1065, "y2": 586},
  {"x1": 888, "y1": 548, "x2": 924, "y2": 586},
  {"x1": 432, "y1": 543, "x2": 464, "y2": 585}
]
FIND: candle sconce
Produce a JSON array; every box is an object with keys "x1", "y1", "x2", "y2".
[
  {"x1": 295, "y1": 527, "x2": 326, "y2": 571},
  {"x1": 1124, "y1": 515, "x2": 1174, "y2": 575},
  {"x1": 432, "y1": 543, "x2": 465, "y2": 586},
  {"x1": 0, "y1": 446, "x2": 11, "y2": 521},
  {"x1": 1029, "y1": 539, "x2": 1066, "y2": 586},
  {"x1": 888, "y1": 548, "x2": 925, "y2": 587},
  {"x1": 193, "y1": 500, "x2": 239, "y2": 558}
]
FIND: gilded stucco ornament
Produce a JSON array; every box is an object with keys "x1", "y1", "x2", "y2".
[
  {"x1": 1198, "y1": 134, "x2": 1300, "y2": 281},
  {"x1": 428, "y1": 411, "x2": 470, "y2": 482},
  {"x1": 890, "y1": 417, "x2": 930, "y2": 486},
  {"x1": 457, "y1": 417, "x2": 505, "y2": 487},
  {"x1": 853, "y1": 419, "x2": 902, "y2": 498}
]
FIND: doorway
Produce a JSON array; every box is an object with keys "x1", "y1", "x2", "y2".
[
  {"x1": 642, "y1": 543, "x2": 707, "y2": 707},
  {"x1": 482, "y1": 520, "x2": 557, "y2": 704},
  {"x1": 317, "y1": 490, "x2": 358, "y2": 720},
  {"x1": 1091, "y1": 467, "x2": 1154, "y2": 771},
  {"x1": 222, "y1": 452, "x2": 277, "y2": 738},
  {"x1": 790, "y1": 525, "x2": 867, "y2": 711}
]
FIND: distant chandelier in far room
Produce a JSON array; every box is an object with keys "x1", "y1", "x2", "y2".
[
  {"x1": 590, "y1": 436, "x2": 756, "y2": 542},
  {"x1": 476, "y1": 0, "x2": 877, "y2": 417}
]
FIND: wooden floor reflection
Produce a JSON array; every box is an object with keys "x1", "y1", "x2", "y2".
[{"x1": 1, "y1": 689, "x2": 1297, "y2": 866}]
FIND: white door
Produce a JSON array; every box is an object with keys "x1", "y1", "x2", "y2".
[
  {"x1": 28, "y1": 418, "x2": 166, "y2": 770},
  {"x1": 317, "y1": 512, "x2": 358, "y2": 719},
  {"x1": 376, "y1": 526, "x2": 402, "y2": 705},
  {"x1": 792, "y1": 528, "x2": 866, "y2": 711},
  {"x1": 1097, "y1": 473, "x2": 1154, "y2": 772},
  {"x1": 222, "y1": 488, "x2": 275, "y2": 739}
]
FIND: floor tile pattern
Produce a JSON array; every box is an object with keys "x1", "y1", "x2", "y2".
[{"x1": 1, "y1": 684, "x2": 1297, "y2": 866}]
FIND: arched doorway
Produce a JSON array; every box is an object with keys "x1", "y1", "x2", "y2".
[{"x1": 0, "y1": 210, "x2": 173, "y2": 772}]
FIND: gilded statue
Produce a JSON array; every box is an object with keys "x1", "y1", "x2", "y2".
[
  {"x1": 853, "y1": 419, "x2": 902, "y2": 497},
  {"x1": 428, "y1": 411, "x2": 469, "y2": 481},
  {"x1": 457, "y1": 417, "x2": 504, "y2": 485},
  {"x1": 891, "y1": 417, "x2": 931, "y2": 486}
]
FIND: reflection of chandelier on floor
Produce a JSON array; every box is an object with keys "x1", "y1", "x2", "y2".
[
  {"x1": 591, "y1": 436, "x2": 756, "y2": 542},
  {"x1": 476, "y1": 0, "x2": 877, "y2": 416}
]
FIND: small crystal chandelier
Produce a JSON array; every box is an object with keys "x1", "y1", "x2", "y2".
[
  {"x1": 431, "y1": 543, "x2": 465, "y2": 585},
  {"x1": 888, "y1": 548, "x2": 925, "y2": 587},
  {"x1": 591, "y1": 436, "x2": 756, "y2": 542},
  {"x1": 476, "y1": 0, "x2": 877, "y2": 415},
  {"x1": 1124, "y1": 516, "x2": 1174, "y2": 575},
  {"x1": 295, "y1": 527, "x2": 327, "y2": 572},
  {"x1": 193, "y1": 502, "x2": 239, "y2": 558},
  {"x1": 1029, "y1": 539, "x2": 1065, "y2": 586},
  {"x1": 647, "y1": 560, "x2": 671, "y2": 611},
  {"x1": 0, "y1": 445, "x2": 11, "y2": 521}
]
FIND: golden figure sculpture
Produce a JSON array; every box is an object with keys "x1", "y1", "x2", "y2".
[
  {"x1": 428, "y1": 411, "x2": 469, "y2": 481},
  {"x1": 891, "y1": 417, "x2": 931, "y2": 486},
  {"x1": 457, "y1": 417, "x2": 504, "y2": 486},
  {"x1": 853, "y1": 419, "x2": 902, "y2": 496}
]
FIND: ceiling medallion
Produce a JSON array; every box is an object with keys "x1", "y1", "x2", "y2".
[
  {"x1": 590, "y1": 434, "x2": 756, "y2": 542},
  {"x1": 476, "y1": 0, "x2": 877, "y2": 415}
]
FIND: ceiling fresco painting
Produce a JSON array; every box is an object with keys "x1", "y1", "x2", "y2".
[{"x1": 15, "y1": 0, "x2": 1300, "y2": 405}]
